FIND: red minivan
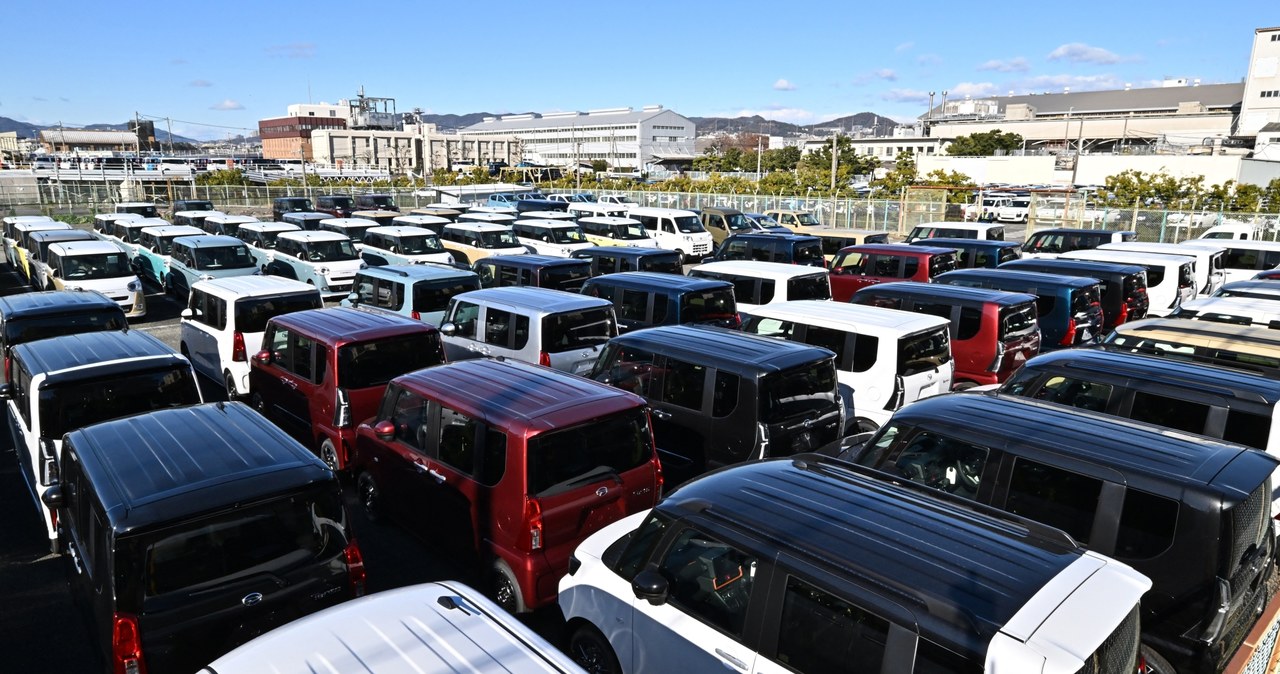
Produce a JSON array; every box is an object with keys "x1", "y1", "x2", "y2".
[
  {"x1": 828, "y1": 243, "x2": 958, "y2": 301},
  {"x1": 249, "y1": 307, "x2": 445, "y2": 471},
  {"x1": 351, "y1": 357, "x2": 662, "y2": 613},
  {"x1": 851, "y1": 281, "x2": 1042, "y2": 387}
]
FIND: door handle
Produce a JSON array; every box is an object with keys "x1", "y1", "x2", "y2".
[
  {"x1": 651, "y1": 409, "x2": 672, "y2": 421},
  {"x1": 714, "y1": 649, "x2": 747, "y2": 671},
  {"x1": 427, "y1": 468, "x2": 446, "y2": 483}
]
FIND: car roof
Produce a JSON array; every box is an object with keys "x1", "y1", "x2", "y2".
[
  {"x1": 1027, "y1": 228, "x2": 1129, "y2": 237},
  {"x1": 843, "y1": 243, "x2": 955, "y2": 255},
  {"x1": 365, "y1": 226, "x2": 438, "y2": 237},
  {"x1": 854, "y1": 281, "x2": 1040, "y2": 305},
  {"x1": 204, "y1": 214, "x2": 258, "y2": 224},
  {"x1": 893, "y1": 393, "x2": 1273, "y2": 491},
  {"x1": 0, "y1": 289, "x2": 122, "y2": 318},
  {"x1": 191, "y1": 275, "x2": 318, "y2": 299},
  {"x1": 939, "y1": 268, "x2": 1101, "y2": 289},
  {"x1": 1112, "y1": 316, "x2": 1280, "y2": 344},
  {"x1": 281, "y1": 211, "x2": 329, "y2": 219},
  {"x1": 48, "y1": 240, "x2": 130, "y2": 256},
  {"x1": 241, "y1": 222, "x2": 300, "y2": 232},
  {"x1": 514, "y1": 219, "x2": 580, "y2": 228},
  {"x1": 278, "y1": 230, "x2": 350, "y2": 242},
  {"x1": 664, "y1": 456, "x2": 1085, "y2": 647},
  {"x1": 14, "y1": 220, "x2": 72, "y2": 232},
  {"x1": 913, "y1": 222, "x2": 1003, "y2": 230},
  {"x1": 1001, "y1": 258, "x2": 1146, "y2": 276},
  {"x1": 447, "y1": 222, "x2": 512, "y2": 232},
  {"x1": 13, "y1": 329, "x2": 178, "y2": 380},
  {"x1": 748, "y1": 300, "x2": 950, "y2": 333},
  {"x1": 1182, "y1": 239, "x2": 1280, "y2": 251},
  {"x1": 611, "y1": 324, "x2": 833, "y2": 375},
  {"x1": 480, "y1": 255, "x2": 589, "y2": 268},
  {"x1": 173, "y1": 210, "x2": 223, "y2": 217},
  {"x1": 28, "y1": 229, "x2": 95, "y2": 242},
  {"x1": 583, "y1": 271, "x2": 729, "y2": 291},
  {"x1": 270, "y1": 307, "x2": 438, "y2": 345},
  {"x1": 576, "y1": 246, "x2": 673, "y2": 256},
  {"x1": 397, "y1": 358, "x2": 644, "y2": 434},
  {"x1": 1062, "y1": 250, "x2": 1195, "y2": 265},
  {"x1": 319, "y1": 218, "x2": 376, "y2": 227},
  {"x1": 691, "y1": 260, "x2": 829, "y2": 279},
  {"x1": 452, "y1": 286, "x2": 611, "y2": 313},
  {"x1": 1021, "y1": 348, "x2": 1280, "y2": 400},
  {"x1": 172, "y1": 235, "x2": 245, "y2": 248},
  {"x1": 392, "y1": 215, "x2": 450, "y2": 225},
  {"x1": 359, "y1": 264, "x2": 477, "y2": 282},
  {"x1": 726, "y1": 232, "x2": 819, "y2": 243},
  {"x1": 67, "y1": 402, "x2": 332, "y2": 535},
  {"x1": 913, "y1": 238, "x2": 1021, "y2": 249},
  {"x1": 576, "y1": 217, "x2": 643, "y2": 225},
  {"x1": 140, "y1": 225, "x2": 204, "y2": 237}
]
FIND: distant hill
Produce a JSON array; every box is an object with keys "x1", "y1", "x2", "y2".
[
  {"x1": 687, "y1": 112, "x2": 900, "y2": 136},
  {"x1": 0, "y1": 116, "x2": 42, "y2": 137},
  {"x1": 802, "y1": 112, "x2": 900, "y2": 134},
  {"x1": 418, "y1": 112, "x2": 536, "y2": 131},
  {"x1": 0, "y1": 116, "x2": 198, "y2": 144}
]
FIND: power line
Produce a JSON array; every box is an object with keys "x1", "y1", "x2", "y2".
[{"x1": 137, "y1": 113, "x2": 256, "y2": 133}]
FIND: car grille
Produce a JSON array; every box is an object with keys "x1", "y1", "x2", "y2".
[{"x1": 693, "y1": 243, "x2": 711, "y2": 255}]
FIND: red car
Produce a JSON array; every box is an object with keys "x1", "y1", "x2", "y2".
[
  {"x1": 249, "y1": 307, "x2": 445, "y2": 471},
  {"x1": 352, "y1": 358, "x2": 663, "y2": 613},
  {"x1": 828, "y1": 243, "x2": 958, "y2": 301}
]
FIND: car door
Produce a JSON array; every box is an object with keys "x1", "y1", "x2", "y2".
[
  {"x1": 180, "y1": 289, "x2": 221, "y2": 380},
  {"x1": 253, "y1": 326, "x2": 316, "y2": 438},
  {"x1": 441, "y1": 299, "x2": 487, "y2": 361},
  {"x1": 417, "y1": 401, "x2": 488, "y2": 557},
  {"x1": 369, "y1": 387, "x2": 435, "y2": 526},
  {"x1": 628, "y1": 524, "x2": 762, "y2": 673},
  {"x1": 649, "y1": 355, "x2": 713, "y2": 482}
]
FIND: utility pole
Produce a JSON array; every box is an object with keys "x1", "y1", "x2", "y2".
[
  {"x1": 830, "y1": 131, "x2": 839, "y2": 192},
  {"x1": 756, "y1": 134, "x2": 763, "y2": 175},
  {"x1": 166, "y1": 117, "x2": 174, "y2": 155}
]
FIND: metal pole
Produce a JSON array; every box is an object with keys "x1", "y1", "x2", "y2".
[{"x1": 830, "y1": 131, "x2": 839, "y2": 192}]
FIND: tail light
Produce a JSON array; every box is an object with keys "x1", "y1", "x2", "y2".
[
  {"x1": 410, "y1": 310, "x2": 420, "y2": 321},
  {"x1": 4, "y1": 354, "x2": 9, "y2": 382},
  {"x1": 1116, "y1": 300, "x2": 1129, "y2": 326},
  {"x1": 884, "y1": 375, "x2": 905, "y2": 411},
  {"x1": 730, "y1": 313, "x2": 743, "y2": 329},
  {"x1": 1060, "y1": 317, "x2": 1077, "y2": 347},
  {"x1": 344, "y1": 540, "x2": 367, "y2": 597},
  {"x1": 520, "y1": 498, "x2": 543, "y2": 551},
  {"x1": 538, "y1": 351, "x2": 551, "y2": 367},
  {"x1": 334, "y1": 388, "x2": 351, "y2": 428},
  {"x1": 231, "y1": 331, "x2": 246, "y2": 362},
  {"x1": 987, "y1": 347, "x2": 1005, "y2": 374},
  {"x1": 111, "y1": 613, "x2": 146, "y2": 674}
]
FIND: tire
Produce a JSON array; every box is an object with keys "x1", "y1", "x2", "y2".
[
  {"x1": 319, "y1": 438, "x2": 340, "y2": 472},
  {"x1": 568, "y1": 623, "x2": 622, "y2": 674},
  {"x1": 1139, "y1": 645, "x2": 1176, "y2": 674},
  {"x1": 675, "y1": 249, "x2": 686, "y2": 266},
  {"x1": 489, "y1": 558, "x2": 526, "y2": 614},
  {"x1": 223, "y1": 370, "x2": 239, "y2": 400},
  {"x1": 357, "y1": 472, "x2": 382, "y2": 523}
]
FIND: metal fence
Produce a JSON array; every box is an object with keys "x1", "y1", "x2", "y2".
[{"x1": 4, "y1": 181, "x2": 1278, "y2": 243}]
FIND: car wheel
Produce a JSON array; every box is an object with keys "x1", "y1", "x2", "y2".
[
  {"x1": 568, "y1": 623, "x2": 622, "y2": 674},
  {"x1": 223, "y1": 370, "x2": 239, "y2": 400},
  {"x1": 250, "y1": 392, "x2": 266, "y2": 414},
  {"x1": 675, "y1": 249, "x2": 686, "y2": 265},
  {"x1": 1140, "y1": 645, "x2": 1175, "y2": 674},
  {"x1": 489, "y1": 558, "x2": 526, "y2": 614},
  {"x1": 319, "y1": 438, "x2": 340, "y2": 472},
  {"x1": 357, "y1": 472, "x2": 382, "y2": 523}
]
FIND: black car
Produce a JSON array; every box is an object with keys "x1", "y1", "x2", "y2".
[
  {"x1": 0, "y1": 290, "x2": 127, "y2": 383},
  {"x1": 1000, "y1": 257, "x2": 1150, "y2": 329},
  {"x1": 314, "y1": 194, "x2": 356, "y2": 218},
  {"x1": 354, "y1": 193, "x2": 398, "y2": 212},
  {"x1": 170, "y1": 199, "x2": 215, "y2": 218},
  {"x1": 272, "y1": 196, "x2": 314, "y2": 221},
  {"x1": 581, "y1": 271, "x2": 738, "y2": 332},
  {"x1": 43, "y1": 402, "x2": 365, "y2": 674},
  {"x1": 570, "y1": 246, "x2": 683, "y2": 276},
  {"x1": 473, "y1": 254, "x2": 592, "y2": 293},
  {"x1": 703, "y1": 232, "x2": 825, "y2": 267}
]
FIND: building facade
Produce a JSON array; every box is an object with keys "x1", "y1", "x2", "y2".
[
  {"x1": 38, "y1": 129, "x2": 139, "y2": 153},
  {"x1": 307, "y1": 123, "x2": 520, "y2": 174},
  {"x1": 258, "y1": 115, "x2": 348, "y2": 161},
  {"x1": 1240, "y1": 26, "x2": 1280, "y2": 136}
]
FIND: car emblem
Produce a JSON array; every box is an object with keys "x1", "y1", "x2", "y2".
[
  {"x1": 242, "y1": 592, "x2": 264, "y2": 607},
  {"x1": 596, "y1": 486, "x2": 609, "y2": 497}
]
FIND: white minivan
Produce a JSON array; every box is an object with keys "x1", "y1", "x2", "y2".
[
  {"x1": 512, "y1": 218, "x2": 594, "y2": 257},
  {"x1": 688, "y1": 260, "x2": 831, "y2": 312},
  {"x1": 1060, "y1": 249, "x2": 1196, "y2": 316},
  {"x1": 905, "y1": 221, "x2": 1005, "y2": 242},
  {"x1": 1179, "y1": 238, "x2": 1280, "y2": 283},
  {"x1": 1172, "y1": 295, "x2": 1280, "y2": 329},
  {"x1": 628, "y1": 207, "x2": 714, "y2": 263},
  {"x1": 742, "y1": 300, "x2": 953, "y2": 433},
  {"x1": 1098, "y1": 241, "x2": 1226, "y2": 296},
  {"x1": 45, "y1": 240, "x2": 148, "y2": 319}
]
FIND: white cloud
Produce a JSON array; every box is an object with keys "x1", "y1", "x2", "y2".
[
  {"x1": 875, "y1": 69, "x2": 897, "y2": 81},
  {"x1": 977, "y1": 57, "x2": 1030, "y2": 73},
  {"x1": 895, "y1": 42, "x2": 914, "y2": 53},
  {"x1": 881, "y1": 89, "x2": 931, "y2": 104},
  {"x1": 265, "y1": 42, "x2": 316, "y2": 59},
  {"x1": 917, "y1": 53, "x2": 942, "y2": 66},
  {"x1": 210, "y1": 99, "x2": 244, "y2": 111},
  {"x1": 1047, "y1": 43, "x2": 1134, "y2": 65},
  {"x1": 948, "y1": 81, "x2": 1000, "y2": 98},
  {"x1": 190, "y1": 79, "x2": 213, "y2": 87},
  {"x1": 773, "y1": 78, "x2": 796, "y2": 91},
  {"x1": 1012, "y1": 73, "x2": 1124, "y2": 92}
]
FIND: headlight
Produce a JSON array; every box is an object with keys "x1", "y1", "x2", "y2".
[
  {"x1": 199, "y1": 274, "x2": 214, "y2": 281},
  {"x1": 317, "y1": 266, "x2": 329, "y2": 275},
  {"x1": 126, "y1": 280, "x2": 142, "y2": 292}
]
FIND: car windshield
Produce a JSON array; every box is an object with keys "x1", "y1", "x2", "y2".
[
  {"x1": 478, "y1": 230, "x2": 520, "y2": 248},
  {"x1": 680, "y1": 288, "x2": 737, "y2": 323},
  {"x1": 397, "y1": 234, "x2": 445, "y2": 254},
  {"x1": 751, "y1": 215, "x2": 780, "y2": 228},
  {"x1": 787, "y1": 274, "x2": 832, "y2": 300},
  {"x1": 543, "y1": 267, "x2": 591, "y2": 293},
  {"x1": 725, "y1": 213, "x2": 753, "y2": 231},
  {"x1": 326, "y1": 196, "x2": 355, "y2": 208},
  {"x1": 368, "y1": 196, "x2": 396, "y2": 209},
  {"x1": 281, "y1": 199, "x2": 313, "y2": 211},
  {"x1": 154, "y1": 236, "x2": 182, "y2": 255},
  {"x1": 4, "y1": 309, "x2": 126, "y2": 346},
  {"x1": 673, "y1": 216, "x2": 705, "y2": 233},
  {"x1": 181, "y1": 201, "x2": 214, "y2": 211},
  {"x1": 550, "y1": 228, "x2": 587, "y2": 244},
  {"x1": 141, "y1": 489, "x2": 346, "y2": 598},
  {"x1": 413, "y1": 278, "x2": 481, "y2": 313},
  {"x1": 235, "y1": 294, "x2": 323, "y2": 333},
  {"x1": 899, "y1": 327, "x2": 952, "y2": 376},
  {"x1": 612, "y1": 223, "x2": 650, "y2": 240},
  {"x1": 795, "y1": 213, "x2": 821, "y2": 226},
  {"x1": 193, "y1": 245, "x2": 256, "y2": 270},
  {"x1": 759, "y1": 360, "x2": 838, "y2": 423},
  {"x1": 329, "y1": 224, "x2": 374, "y2": 243},
  {"x1": 118, "y1": 226, "x2": 146, "y2": 244},
  {"x1": 306, "y1": 239, "x2": 359, "y2": 261},
  {"x1": 61, "y1": 252, "x2": 134, "y2": 280},
  {"x1": 543, "y1": 308, "x2": 616, "y2": 352},
  {"x1": 121, "y1": 205, "x2": 158, "y2": 217},
  {"x1": 252, "y1": 230, "x2": 287, "y2": 249},
  {"x1": 39, "y1": 365, "x2": 201, "y2": 438},
  {"x1": 338, "y1": 332, "x2": 444, "y2": 389},
  {"x1": 526, "y1": 409, "x2": 652, "y2": 498}
]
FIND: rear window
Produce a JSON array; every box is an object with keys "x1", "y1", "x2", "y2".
[
  {"x1": 235, "y1": 293, "x2": 323, "y2": 333},
  {"x1": 680, "y1": 288, "x2": 737, "y2": 323},
  {"x1": 543, "y1": 308, "x2": 616, "y2": 353},
  {"x1": 999, "y1": 304, "x2": 1039, "y2": 340},
  {"x1": 787, "y1": 274, "x2": 831, "y2": 301},
  {"x1": 1122, "y1": 272, "x2": 1147, "y2": 297},
  {"x1": 928, "y1": 253, "x2": 958, "y2": 278},
  {"x1": 541, "y1": 266, "x2": 590, "y2": 293},
  {"x1": 899, "y1": 328, "x2": 951, "y2": 376},
  {"x1": 793, "y1": 242, "x2": 824, "y2": 265},
  {"x1": 526, "y1": 409, "x2": 652, "y2": 497},
  {"x1": 4, "y1": 309, "x2": 126, "y2": 347},
  {"x1": 412, "y1": 278, "x2": 480, "y2": 313},
  {"x1": 1146, "y1": 265, "x2": 1166, "y2": 287},
  {"x1": 759, "y1": 360, "x2": 838, "y2": 423},
  {"x1": 141, "y1": 489, "x2": 345, "y2": 598},
  {"x1": 39, "y1": 365, "x2": 201, "y2": 438},
  {"x1": 1072, "y1": 285, "x2": 1101, "y2": 314},
  {"x1": 638, "y1": 254, "x2": 682, "y2": 274},
  {"x1": 337, "y1": 332, "x2": 443, "y2": 389}
]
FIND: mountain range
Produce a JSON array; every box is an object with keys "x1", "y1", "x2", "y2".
[{"x1": 0, "y1": 116, "x2": 199, "y2": 144}]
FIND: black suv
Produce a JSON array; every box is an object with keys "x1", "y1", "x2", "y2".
[
  {"x1": 703, "y1": 232, "x2": 825, "y2": 267},
  {"x1": 272, "y1": 196, "x2": 314, "y2": 221},
  {"x1": 0, "y1": 290, "x2": 127, "y2": 383},
  {"x1": 354, "y1": 193, "x2": 398, "y2": 212},
  {"x1": 170, "y1": 199, "x2": 215, "y2": 218},
  {"x1": 314, "y1": 194, "x2": 356, "y2": 218},
  {"x1": 43, "y1": 402, "x2": 365, "y2": 673}
]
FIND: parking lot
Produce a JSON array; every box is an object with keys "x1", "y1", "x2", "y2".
[{"x1": 0, "y1": 268, "x2": 565, "y2": 671}]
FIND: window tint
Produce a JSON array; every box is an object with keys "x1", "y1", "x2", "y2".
[
  {"x1": 436, "y1": 404, "x2": 506, "y2": 486},
  {"x1": 526, "y1": 409, "x2": 651, "y2": 497},
  {"x1": 614, "y1": 512, "x2": 670, "y2": 580},
  {"x1": 651, "y1": 294, "x2": 669, "y2": 324},
  {"x1": 449, "y1": 301, "x2": 480, "y2": 339},
  {"x1": 1224, "y1": 409, "x2": 1270, "y2": 450},
  {"x1": 1032, "y1": 375, "x2": 1113, "y2": 413},
  {"x1": 776, "y1": 576, "x2": 889, "y2": 674},
  {"x1": 957, "y1": 306, "x2": 982, "y2": 340},
  {"x1": 595, "y1": 344, "x2": 657, "y2": 396},
  {"x1": 915, "y1": 639, "x2": 981, "y2": 674},
  {"x1": 787, "y1": 275, "x2": 830, "y2": 301},
  {"x1": 902, "y1": 257, "x2": 920, "y2": 278},
  {"x1": 713, "y1": 370, "x2": 740, "y2": 417},
  {"x1": 851, "y1": 334, "x2": 879, "y2": 373},
  {"x1": 389, "y1": 388, "x2": 430, "y2": 452},
  {"x1": 915, "y1": 301, "x2": 952, "y2": 322},
  {"x1": 882, "y1": 431, "x2": 987, "y2": 500},
  {"x1": 338, "y1": 333, "x2": 442, "y2": 389},
  {"x1": 1005, "y1": 459, "x2": 1102, "y2": 543},
  {"x1": 1129, "y1": 390, "x2": 1209, "y2": 435},
  {"x1": 658, "y1": 528, "x2": 757, "y2": 639},
  {"x1": 742, "y1": 316, "x2": 797, "y2": 339},
  {"x1": 1115, "y1": 489, "x2": 1178, "y2": 559},
  {"x1": 1035, "y1": 294, "x2": 1057, "y2": 317},
  {"x1": 804, "y1": 326, "x2": 850, "y2": 370},
  {"x1": 543, "y1": 308, "x2": 615, "y2": 352},
  {"x1": 618, "y1": 289, "x2": 649, "y2": 322},
  {"x1": 659, "y1": 357, "x2": 705, "y2": 410}
]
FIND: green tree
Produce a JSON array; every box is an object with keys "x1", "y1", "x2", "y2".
[
  {"x1": 590, "y1": 159, "x2": 608, "y2": 173},
  {"x1": 801, "y1": 136, "x2": 880, "y2": 180},
  {"x1": 944, "y1": 129, "x2": 1025, "y2": 156},
  {"x1": 195, "y1": 168, "x2": 249, "y2": 186},
  {"x1": 919, "y1": 169, "x2": 977, "y2": 203},
  {"x1": 1100, "y1": 170, "x2": 1206, "y2": 210},
  {"x1": 762, "y1": 146, "x2": 801, "y2": 172},
  {"x1": 872, "y1": 151, "x2": 918, "y2": 197}
]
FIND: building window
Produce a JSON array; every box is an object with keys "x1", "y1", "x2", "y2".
[
  {"x1": 1262, "y1": 90, "x2": 1280, "y2": 98},
  {"x1": 308, "y1": 112, "x2": 315, "y2": 116}
]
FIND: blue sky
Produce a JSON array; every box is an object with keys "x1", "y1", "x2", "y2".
[{"x1": 2, "y1": 1, "x2": 1273, "y2": 140}]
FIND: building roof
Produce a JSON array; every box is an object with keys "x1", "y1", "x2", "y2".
[
  {"x1": 38, "y1": 129, "x2": 139, "y2": 145},
  {"x1": 464, "y1": 106, "x2": 684, "y2": 132},
  {"x1": 922, "y1": 83, "x2": 1244, "y2": 121}
]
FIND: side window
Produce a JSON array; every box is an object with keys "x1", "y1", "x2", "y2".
[
  {"x1": 389, "y1": 388, "x2": 430, "y2": 452},
  {"x1": 290, "y1": 332, "x2": 314, "y2": 380},
  {"x1": 712, "y1": 370, "x2": 739, "y2": 417},
  {"x1": 207, "y1": 296, "x2": 227, "y2": 331},
  {"x1": 485, "y1": 308, "x2": 513, "y2": 347},
  {"x1": 1033, "y1": 375, "x2": 1113, "y2": 413},
  {"x1": 658, "y1": 357, "x2": 706, "y2": 410},
  {"x1": 376, "y1": 278, "x2": 402, "y2": 309},
  {"x1": 724, "y1": 240, "x2": 750, "y2": 260},
  {"x1": 651, "y1": 294, "x2": 669, "y2": 324},
  {"x1": 618, "y1": 289, "x2": 650, "y2": 322},
  {"x1": 851, "y1": 334, "x2": 879, "y2": 373},
  {"x1": 637, "y1": 216, "x2": 657, "y2": 232},
  {"x1": 601, "y1": 345, "x2": 658, "y2": 396},
  {"x1": 1114, "y1": 489, "x2": 1178, "y2": 560},
  {"x1": 657, "y1": 528, "x2": 758, "y2": 640},
  {"x1": 1224, "y1": 409, "x2": 1270, "y2": 450},
  {"x1": 804, "y1": 326, "x2": 850, "y2": 370},
  {"x1": 436, "y1": 404, "x2": 478, "y2": 475},
  {"x1": 267, "y1": 326, "x2": 291, "y2": 367},
  {"x1": 188, "y1": 289, "x2": 208, "y2": 322},
  {"x1": 957, "y1": 306, "x2": 983, "y2": 340},
  {"x1": 775, "y1": 576, "x2": 890, "y2": 673},
  {"x1": 759, "y1": 279, "x2": 776, "y2": 303},
  {"x1": 449, "y1": 301, "x2": 480, "y2": 339},
  {"x1": 883, "y1": 430, "x2": 989, "y2": 501},
  {"x1": 355, "y1": 275, "x2": 377, "y2": 304},
  {"x1": 901, "y1": 256, "x2": 920, "y2": 278},
  {"x1": 870, "y1": 254, "x2": 899, "y2": 277},
  {"x1": 1036, "y1": 294, "x2": 1057, "y2": 317},
  {"x1": 1128, "y1": 390, "x2": 1209, "y2": 436},
  {"x1": 915, "y1": 302, "x2": 953, "y2": 323},
  {"x1": 1005, "y1": 458, "x2": 1103, "y2": 544}
]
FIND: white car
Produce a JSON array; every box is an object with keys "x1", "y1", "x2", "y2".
[
  {"x1": 359, "y1": 225, "x2": 455, "y2": 266},
  {"x1": 266, "y1": 230, "x2": 365, "y2": 299},
  {"x1": 180, "y1": 276, "x2": 322, "y2": 398},
  {"x1": 236, "y1": 221, "x2": 301, "y2": 271},
  {"x1": 627, "y1": 207, "x2": 714, "y2": 263},
  {"x1": 994, "y1": 196, "x2": 1031, "y2": 223},
  {"x1": 45, "y1": 240, "x2": 147, "y2": 318},
  {"x1": 512, "y1": 219, "x2": 594, "y2": 257}
]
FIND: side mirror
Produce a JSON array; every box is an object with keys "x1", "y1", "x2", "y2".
[
  {"x1": 252, "y1": 349, "x2": 273, "y2": 365},
  {"x1": 41, "y1": 485, "x2": 64, "y2": 510},
  {"x1": 440, "y1": 322, "x2": 458, "y2": 336},
  {"x1": 701, "y1": 256, "x2": 715, "y2": 264},
  {"x1": 632, "y1": 569, "x2": 670, "y2": 606},
  {"x1": 373, "y1": 419, "x2": 396, "y2": 442},
  {"x1": 0, "y1": 383, "x2": 12, "y2": 400},
  {"x1": 347, "y1": 292, "x2": 360, "y2": 304},
  {"x1": 180, "y1": 308, "x2": 194, "y2": 318}
]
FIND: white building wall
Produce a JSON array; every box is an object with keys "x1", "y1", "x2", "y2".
[
  {"x1": 286, "y1": 103, "x2": 349, "y2": 122},
  {"x1": 1240, "y1": 27, "x2": 1280, "y2": 136},
  {"x1": 919, "y1": 155, "x2": 1253, "y2": 187}
]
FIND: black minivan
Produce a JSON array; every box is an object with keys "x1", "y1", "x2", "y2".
[
  {"x1": 473, "y1": 254, "x2": 592, "y2": 293},
  {"x1": 272, "y1": 196, "x2": 314, "y2": 221},
  {"x1": 703, "y1": 232, "x2": 826, "y2": 267},
  {"x1": 571, "y1": 246, "x2": 683, "y2": 276},
  {"x1": 1000, "y1": 257, "x2": 1150, "y2": 329},
  {"x1": 591, "y1": 325, "x2": 841, "y2": 485},
  {"x1": 44, "y1": 402, "x2": 365, "y2": 674},
  {"x1": 582, "y1": 271, "x2": 739, "y2": 332}
]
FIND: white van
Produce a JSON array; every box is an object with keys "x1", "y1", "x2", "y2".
[
  {"x1": 905, "y1": 221, "x2": 1005, "y2": 242},
  {"x1": 1199, "y1": 222, "x2": 1263, "y2": 240},
  {"x1": 741, "y1": 300, "x2": 953, "y2": 432},
  {"x1": 1060, "y1": 249, "x2": 1196, "y2": 316},
  {"x1": 628, "y1": 207, "x2": 714, "y2": 263},
  {"x1": 568, "y1": 202, "x2": 632, "y2": 219},
  {"x1": 688, "y1": 260, "x2": 832, "y2": 312},
  {"x1": 1179, "y1": 238, "x2": 1280, "y2": 283},
  {"x1": 202, "y1": 582, "x2": 584, "y2": 673},
  {"x1": 45, "y1": 240, "x2": 148, "y2": 318},
  {"x1": 512, "y1": 219, "x2": 593, "y2": 257},
  {"x1": 1099, "y1": 241, "x2": 1226, "y2": 296},
  {"x1": 90, "y1": 212, "x2": 140, "y2": 237},
  {"x1": 578, "y1": 216, "x2": 657, "y2": 248},
  {"x1": 440, "y1": 222, "x2": 527, "y2": 264},
  {"x1": 1172, "y1": 295, "x2": 1280, "y2": 329}
]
